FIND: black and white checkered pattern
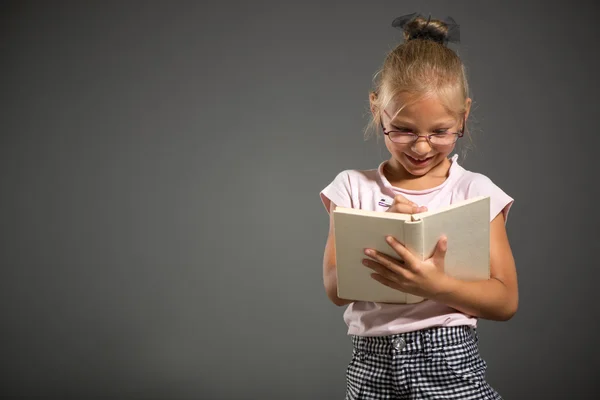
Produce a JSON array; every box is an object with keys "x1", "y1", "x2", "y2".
[{"x1": 346, "y1": 326, "x2": 502, "y2": 399}]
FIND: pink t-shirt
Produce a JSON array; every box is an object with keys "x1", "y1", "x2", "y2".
[{"x1": 320, "y1": 154, "x2": 514, "y2": 336}]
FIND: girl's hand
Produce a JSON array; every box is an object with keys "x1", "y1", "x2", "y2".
[
  {"x1": 386, "y1": 194, "x2": 427, "y2": 214},
  {"x1": 362, "y1": 235, "x2": 450, "y2": 299}
]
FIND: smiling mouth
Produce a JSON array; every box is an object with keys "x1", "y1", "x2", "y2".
[
  {"x1": 406, "y1": 154, "x2": 433, "y2": 165},
  {"x1": 406, "y1": 154, "x2": 433, "y2": 162}
]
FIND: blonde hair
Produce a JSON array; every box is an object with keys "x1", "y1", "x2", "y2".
[{"x1": 366, "y1": 16, "x2": 471, "y2": 142}]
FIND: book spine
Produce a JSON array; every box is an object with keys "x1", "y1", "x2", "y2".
[
  {"x1": 404, "y1": 220, "x2": 425, "y2": 258},
  {"x1": 404, "y1": 221, "x2": 426, "y2": 304}
]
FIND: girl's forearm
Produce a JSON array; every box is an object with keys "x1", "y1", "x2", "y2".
[
  {"x1": 431, "y1": 276, "x2": 518, "y2": 321},
  {"x1": 324, "y1": 267, "x2": 353, "y2": 307}
]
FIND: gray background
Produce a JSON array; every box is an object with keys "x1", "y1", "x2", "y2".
[{"x1": 1, "y1": 1, "x2": 598, "y2": 399}]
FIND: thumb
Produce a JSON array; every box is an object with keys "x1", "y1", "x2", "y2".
[{"x1": 432, "y1": 236, "x2": 448, "y2": 266}]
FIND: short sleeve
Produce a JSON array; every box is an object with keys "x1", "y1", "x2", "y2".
[
  {"x1": 319, "y1": 170, "x2": 353, "y2": 214},
  {"x1": 466, "y1": 173, "x2": 514, "y2": 223}
]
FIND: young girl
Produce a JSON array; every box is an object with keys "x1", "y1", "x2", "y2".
[{"x1": 320, "y1": 14, "x2": 518, "y2": 400}]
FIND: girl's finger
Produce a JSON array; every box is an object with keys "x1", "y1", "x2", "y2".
[
  {"x1": 385, "y1": 236, "x2": 418, "y2": 269},
  {"x1": 388, "y1": 203, "x2": 427, "y2": 214},
  {"x1": 387, "y1": 195, "x2": 427, "y2": 214},
  {"x1": 364, "y1": 260, "x2": 406, "y2": 284},
  {"x1": 393, "y1": 194, "x2": 417, "y2": 207},
  {"x1": 364, "y1": 248, "x2": 406, "y2": 273}
]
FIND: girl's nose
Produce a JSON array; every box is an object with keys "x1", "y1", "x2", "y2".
[{"x1": 411, "y1": 136, "x2": 432, "y2": 155}]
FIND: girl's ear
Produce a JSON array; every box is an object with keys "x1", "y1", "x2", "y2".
[
  {"x1": 369, "y1": 91, "x2": 378, "y2": 116},
  {"x1": 464, "y1": 97, "x2": 472, "y2": 121}
]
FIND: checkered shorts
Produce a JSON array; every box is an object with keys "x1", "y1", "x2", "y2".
[{"x1": 346, "y1": 326, "x2": 502, "y2": 399}]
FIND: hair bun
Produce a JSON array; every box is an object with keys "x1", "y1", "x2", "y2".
[{"x1": 392, "y1": 13, "x2": 460, "y2": 45}]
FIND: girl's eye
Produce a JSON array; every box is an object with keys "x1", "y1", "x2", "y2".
[
  {"x1": 394, "y1": 127, "x2": 413, "y2": 133},
  {"x1": 434, "y1": 130, "x2": 449, "y2": 134}
]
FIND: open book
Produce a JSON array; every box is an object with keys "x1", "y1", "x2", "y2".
[{"x1": 333, "y1": 196, "x2": 490, "y2": 304}]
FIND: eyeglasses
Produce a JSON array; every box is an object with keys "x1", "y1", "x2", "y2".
[{"x1": 381, "y1": 117, "x2": 465, "y2": 146}]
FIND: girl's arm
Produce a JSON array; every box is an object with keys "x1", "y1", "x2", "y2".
[
  {"x1": 364, "y1": 212, "x2": 519, "y2": 321},
  {"x1": 430, "y1": 212, "x2": 518, "y2": 320}
]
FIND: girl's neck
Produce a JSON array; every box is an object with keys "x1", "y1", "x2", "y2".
[{"x1": 384, "y1": 157, "x2": 452, "y2": 191}]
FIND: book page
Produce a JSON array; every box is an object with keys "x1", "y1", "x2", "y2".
[{"x1": 420, "y1": 196, "x2": 490, "y2": 281}]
